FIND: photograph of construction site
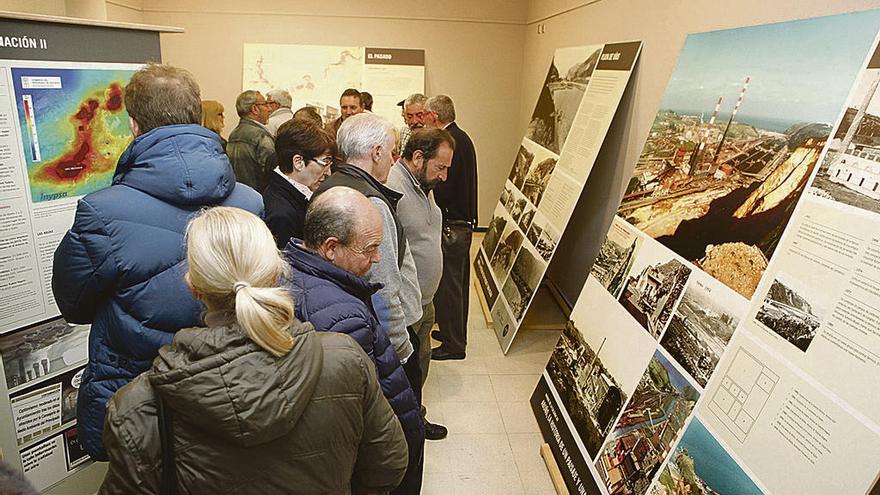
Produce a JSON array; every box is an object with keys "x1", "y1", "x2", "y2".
[
  {"x1": 546, "y1": 321, "x2": 629, "y2": 459},
  {"x1": 618, "y1": 245, "x2": 691, "y2": 340},
  {"x1": 595, "y1": 351, "x2": 700, "y2": 495},
  {"x1": 755, "y1": 273, "x2": 825, "y2": 353},
  {"x1": 489, "y1": 224, "x2": 523, "y2": 284},
  {"x1": 501, "y1": 245, "x2": 546, "y2": 321},
  {"x1": 509, "y1": 142, "x2": 534, "y2": 190},
  {"x1": 810, "y1": 46, "x2": 880, "y2": 217},
  {"x1": 591, "y1": 217, "x2": 644, "y2": 299},
  {"x1": 650, "y1": 418, "x2": 764, "y2": 495},
  {"x1": 615, "y1": 14, "x2": 880, "y2": 299},
  {"x1": 526, "y1": 46, "x2": 601, "y2": 154},
  {"x1": 660, "y1": 275, "x2": 747, "y2": 388}
]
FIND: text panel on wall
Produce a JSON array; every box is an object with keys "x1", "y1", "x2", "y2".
[{"x1": 530, "y1": 9, "x2": 880, "y2": 495}]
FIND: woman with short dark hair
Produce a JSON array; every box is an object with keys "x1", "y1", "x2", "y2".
[{"x1": 264, "y1": 118, "x2": 335, "y2": 248}]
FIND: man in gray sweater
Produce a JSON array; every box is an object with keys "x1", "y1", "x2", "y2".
[{"x1": 387, "y1": 128, "x2": 455, "y2": 440}]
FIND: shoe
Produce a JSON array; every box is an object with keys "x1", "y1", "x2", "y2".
[
  {"x1": 432, "y1": 346, "x2": 465, "y2": 361},
  {"x1": 431, "y1": 330, "x2": 444, "y2": 342},
  {"x1": 424, "y1": 420, "x2": 448, "y2": 440}
]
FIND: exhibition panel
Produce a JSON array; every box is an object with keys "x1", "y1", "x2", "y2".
[
  {"x1": 532, "y1": 9, "x2": 880, "y2": 495},
  {"x1": 0, "y1": 14, "x2": 164, "y2": 492},
  {"x1": 474, "y1": 41, "x2": 642, "y2": 354},
  {"x1": 242, "y1": 43, "x2": 425, "y2": 124}
]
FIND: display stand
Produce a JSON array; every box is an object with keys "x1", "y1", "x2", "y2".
[
  {"x1": 0, "y1": 12, "x2": 181, "y2": 494},
  {"x1": 474, "y1": 277, "x2": 494, "y2": 326},
  {"x1": 540, "y1": 443, "x2": 569, "y2": 495}
]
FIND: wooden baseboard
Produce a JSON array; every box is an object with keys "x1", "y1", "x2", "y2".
[{"x1": 540, "y1": 443, "x2": 569, "y2": 495}]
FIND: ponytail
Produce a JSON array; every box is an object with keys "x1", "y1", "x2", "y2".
[{"x1": 185, "y1": 207, "x2": 297, "y2": 357}]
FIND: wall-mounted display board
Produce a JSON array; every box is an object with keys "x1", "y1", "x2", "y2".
[
  {"x1": 242, "y1": 44, "x2": 424, "y2": 125},
  {"x1": 530, "y1": 10, "x2": 880, "y2": 495},
  {"x1": 474, "y1": 41, "x2": 642, "y2": 353},
  {"x1": 0, "y1": 13, "x2": 165, "y2": 493}
]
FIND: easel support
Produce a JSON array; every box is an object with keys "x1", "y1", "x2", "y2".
[{"x1": 540, "y1": 443, "x2": 569, "y2": 495}]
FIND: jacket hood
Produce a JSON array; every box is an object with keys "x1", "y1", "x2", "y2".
[
  {"x1": 284, "y1": 240, "x2": 382, "y2": 301},
  {"x1": 114, "y1": 124, "x2": 236, "y2": 205},
  {"x1": 149, "y1": 316, "x2": 322, "y2": 447}
]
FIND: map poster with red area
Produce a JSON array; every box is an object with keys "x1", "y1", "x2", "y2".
[{"x1": 12, "y1": 67, "x2": 134, "y2": 203}]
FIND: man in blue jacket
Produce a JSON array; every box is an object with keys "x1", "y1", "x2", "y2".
[
  {"x1": 51, "y1": 63, "x2": 263, "y2": 460},
  {"x1": 284, "y1": 186, "x2": 424, "y2": 495}
]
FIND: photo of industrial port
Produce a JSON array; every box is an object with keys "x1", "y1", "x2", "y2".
[
  {"x1": 614, "y1": 15, "x2": 880, "y2": 298},
  {"x1": 595, "y1": 351, "x2": 700, "y2": 495},
  {"x1": 526, "y1": 46, "x2": 601, "y2": 154}
]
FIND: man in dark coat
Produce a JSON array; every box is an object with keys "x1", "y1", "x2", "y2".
[
  {"x1": 227, "y1": 90, "x2": 275, "y2": 192},
  {"x1": 284, "y1": 186, "x2": 424, "y2": 494},
  {"x1": 51, "y1": 63, "x2": 263, "y2": 460},
  {"x1": 425, "y1": 94, "x2": 478, "y2": 360}
]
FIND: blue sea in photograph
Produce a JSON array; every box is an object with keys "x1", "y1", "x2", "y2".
[{"x1": 677, "y1": 419, "x2": 763, "y2": 495}]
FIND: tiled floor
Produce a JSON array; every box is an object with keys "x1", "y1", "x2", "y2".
[{"x1": 421, "y1": 235, "x2": 561, "y2": 494}]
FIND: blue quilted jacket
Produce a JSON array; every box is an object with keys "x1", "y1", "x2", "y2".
[
  {"x1": 282, "y1": 241, "x2": 424, "y2": 456},
  {"x1": 51, "y1": 124, "x2": 263, "y2": 460}
]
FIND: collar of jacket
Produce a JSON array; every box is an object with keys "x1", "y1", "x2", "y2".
[
  {"x1": 283, "y1": 240, "x2": 382, "y2": 300},
  {"x1": 113, "y1": 124, "x2": 235, "y2": 206},
  {"x1": 148, "y1": 318, "x2": 320, "y2": 447},
  {"x1": 334, "y1": 163, "x2": 402, "y2": 210}
]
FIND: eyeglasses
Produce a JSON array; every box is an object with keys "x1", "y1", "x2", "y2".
[{"x1": 311, "y1": 156, "x2": 333, "y2": 167}]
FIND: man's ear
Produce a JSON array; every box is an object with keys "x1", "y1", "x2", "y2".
[
  {"x1": 320, "y1": 237, "x2": 340, "y2": 262},
  {"x1": 373, "y1": 144, "x2": 384, "y2": 163},
  {"x1": 128, "y1": 116, "x2": 141, "y2": 137}
]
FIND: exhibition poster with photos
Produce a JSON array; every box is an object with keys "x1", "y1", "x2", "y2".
[
  {"x1": 531, "y1": 10, "x2": 880, "y2": 495},
  {"x1": 475, "y1": 41, "x2": 643, "y2": 354}
]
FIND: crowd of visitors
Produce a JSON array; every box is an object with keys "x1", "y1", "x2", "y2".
[{"x1": 49, "y1": 62, "x2": 479, "y2": 493}]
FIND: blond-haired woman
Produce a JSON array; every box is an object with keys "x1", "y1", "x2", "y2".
[
  {"x1": 99, "y1": 207, "x2": 407, "y2": 495},
  {"x1": 201, "y1": 100, "x2": 227, "y2": 151}
]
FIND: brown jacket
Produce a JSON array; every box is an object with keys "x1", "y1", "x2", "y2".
[{"x1": 99, "y1": 316, "x2": 407, "y2": 494}]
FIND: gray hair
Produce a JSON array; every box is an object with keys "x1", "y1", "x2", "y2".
[
  {"x1": 303, "y1": 187, "x2": 364, "y2": 249},
  {"x1": 426, "y1": 94, "x2": 456, "y2": 123},
  {"x1": 337, "y1": 112, "x2": 395, "y2": 162},
  {"x1": 236, "y1": 90, "x2": 262, "y2": 117},
  {"x1": 124, "y1": 63, "x2": 202, "y2": 134},
  {"x1": 404, "y1": 93, "x2": 427, "y2": 108},
  {"x1": 266, "y1": 89, "x2": 292, "y2": 108}
]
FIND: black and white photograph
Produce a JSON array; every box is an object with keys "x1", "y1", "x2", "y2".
[
  {"x1": 509, "y1": 142, "x2": 534, "y2": 190},
  {"x1": 490, "y1": 225, "x2": 524, "y2": 284},
  {"x1": 526, "y1": 221, "x2": 543, "y2": 247},
  {"x1": 482, "y1": 205, "x2": 509, "y2": 260},
  {"x1": 501, "y1": 245, "x2": 546, "y2": 321},
  {"x1": 526, "y1": 46, "x2": 601, "y2": 154},
  {"x1": 590, "y1": 218, "x2": 642, "y2": 299},
  {"x1": 755, "y1": 273, "x2": 825, "y2": 352},
  {"x1": 491, "y1": 296, "x2": 517, "y2": 349},
  {"x1": 660, "y1": 274, "x2": 748, "y2": 387},
  {"x1": 810, "y1": 47, "x2": 880, "y2": 217},
  {"x1": 0, "y1": 318, "x2": 89, "y2": 390},
  {"x1": 510, "y1": 196, "x2": 528, "y2": 224},
  {"x1": 546, "y1": 320, "x2": 629, "y2": 459},
  {"x1": 518, "y1": 203, "x2": 535, "y2": 233},
  {"x1": 522, "y1": 157, "x2": 558, "y2": 207},
  {"x1": 619, "y1": 246, "x2": 692, "y2": 340},
  {"x1": 499, "y1": 183, "x2": 513, "y2": 210}
]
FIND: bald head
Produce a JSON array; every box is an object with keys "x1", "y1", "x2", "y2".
[{"x1": 304, "y1": 187, "x2": 383, "y2": 276}]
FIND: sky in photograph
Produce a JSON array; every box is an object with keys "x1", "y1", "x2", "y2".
[
  {"x1": 653, "y1": 350, "x2": 695, "y2": 394},
  {"x1": 660, "y1": 10, "x2": 880, "y2": 126},
  {"x1": 552, "y1": 45, "x2": 602, "y2": 78}
]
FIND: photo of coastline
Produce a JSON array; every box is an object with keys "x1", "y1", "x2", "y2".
[
  {"x1": 615, "y1": 13, "x2": 880, "y2": 298},
  {"x1": 650, "y1": 418, "x2": 763, "y2": 495},
  {"x1": 755, "y1": 273, "x2": 825, "y2": 353}
]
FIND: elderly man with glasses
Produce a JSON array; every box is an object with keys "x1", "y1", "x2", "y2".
[{"x1": 227, "y1": 90, "x2": 276, "y2": 192}]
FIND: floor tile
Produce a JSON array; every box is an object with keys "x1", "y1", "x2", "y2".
[
  {"x1": 423, "y1": 374, "x2": 494, "y2": 403},
  {"x1": 499, "y1": 401, "x2": 541, "y2": 434},
  {"x1": 491, "y1": 374, "x2": 541, "y2": 402},
  {"x1": 424, "y1": 433, "x2": 516, "y2": 474},
  {"x1": 431, "y1": 401, "x2": 505, "y2": 434}
]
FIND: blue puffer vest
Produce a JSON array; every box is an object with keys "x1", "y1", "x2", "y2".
[
  {"x1": 52, "y1": 124, "x2": 263, "y2": 460},
  {"x1": 282, "y1": 241, "x2": 425, "y2": 452}
]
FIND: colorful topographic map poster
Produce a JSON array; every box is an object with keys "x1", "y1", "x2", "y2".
[{"x1": 11, "y1": 68, "x2": 134, "y2": 203}]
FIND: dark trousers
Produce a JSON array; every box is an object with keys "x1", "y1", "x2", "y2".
[
  {"x1": 393, "y1": 327, "x2": 424, "y2": 494},
  {"x1": 433, "y1": 225, "x2": 473, "y2": 353}
]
